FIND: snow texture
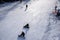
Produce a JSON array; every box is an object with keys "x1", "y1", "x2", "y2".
[{"x1": 0, "y1": 0, "x2": 60, "y2": 40}]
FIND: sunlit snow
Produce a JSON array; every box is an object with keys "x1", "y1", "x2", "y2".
[{"x1": 0, "y1": 0, "x2": 60, "y2": 40}]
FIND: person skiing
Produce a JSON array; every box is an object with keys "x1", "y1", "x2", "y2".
[
  {"x1": 25, "y1": 4, "x2": 28, "y2": 11},
  {"x1": 53, "y1": 5, "x2": 58, "y2": 15},
  {"x1": 18, "y1": 32, "x2": 25, "y2": 37},
  {"x1": 52, "y1": 3, "x2": 60, "y2": 17},
  {"x1": 23, "y1": 24, "x2": 29, "y2": 28},
  {"x1": 52, "y1": 1, "x2": 60, "y2": 17}
]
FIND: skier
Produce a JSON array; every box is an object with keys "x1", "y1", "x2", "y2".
[
  {"x1": 23, "y1": 23, "x2": 29, "y2": 34},
  {"x1": 53, "y1": 5, "x2": 58, "y2": 15},
  {"x1": 18, "y1": 24, "x2": 29, "y2": 37},
  {"x1": 25, "y1": 4, "x2": 28, "y2": 11},
  {"x1": 23, "y1": 24, "x2": 29, "y2": 29},
  {"x1": 18, "y1": 32, "x2": 25, "y2": 37},
  {"x1": 52, "y1": 4, "x2": 60, "y2": 17}
]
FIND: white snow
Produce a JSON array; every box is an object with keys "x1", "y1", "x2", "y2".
[{"x1": 0, "y1": 0, "x2": 60, "y2": 40}]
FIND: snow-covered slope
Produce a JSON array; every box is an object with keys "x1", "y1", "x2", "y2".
[
  {"x1": 0, "y1": 0, "x2": 60, "y2": 40},
  {"x1": 0, "y1": 1, "x2": 27, "y2": 40}
]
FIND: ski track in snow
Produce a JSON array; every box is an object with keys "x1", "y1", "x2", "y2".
[{"x1": 0, "y1": 0, "x2": 60, "y2": 40}]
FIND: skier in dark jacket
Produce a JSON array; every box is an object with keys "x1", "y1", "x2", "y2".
[
  {"x1": 25, "y1": 4, "x2": 28, "y2": 11},
  {"x1": 18, "y1": 32, "x2": 25, "y2": 37}
]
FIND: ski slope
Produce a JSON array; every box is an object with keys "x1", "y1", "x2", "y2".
[{"x1": 0, "y1": 0, "x2": 60, "y2": 40}]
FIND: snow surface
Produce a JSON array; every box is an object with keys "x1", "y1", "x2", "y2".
[{"x1": 0, "y1": 0, "x2": 60, "y2": 40}]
